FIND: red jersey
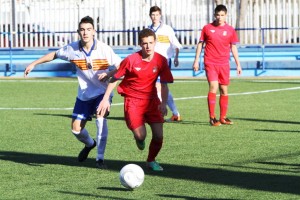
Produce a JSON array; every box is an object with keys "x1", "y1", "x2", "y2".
[
  {"x1": 114, "y1": 51, "x2": 173, "y2": 99},
  {"x1": 200, "y1": 22, "x2": 239, "y2": 65}
]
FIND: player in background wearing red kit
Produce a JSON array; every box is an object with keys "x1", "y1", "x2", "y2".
[
  {"x1": 192, "y1": 4, "x2": 242, "y2": 126},
  {"x1": 97, "y1": 28, "x2": 173, "y2": 171}
]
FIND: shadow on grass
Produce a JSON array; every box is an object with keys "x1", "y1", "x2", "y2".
[
  {"x1": 255, "y1": 129, "x2": 300, "y2": 133},
  {"x1": 157, "y1": 194, "x2": 237, "y2": 200},
  {"x1": 33, "y1": 113, "x2": 207, "y2": 125},
  {"x1": 34, "y1": 113, "x2": 125, "y2": 121},
  {"x1": 0, "y1": 150, "x2": 299, "y2": 195},
  {"x1": 58, "y1": 191, "x2": 132, "y2": 200},
  {"x1": 234, "y1": 117, "x2": 300, "y2": 125}
]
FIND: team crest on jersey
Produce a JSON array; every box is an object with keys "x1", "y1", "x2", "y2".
[
  {"x1": 223, "y1": 31, "x2": 227, "y2": 36},
  {"x1": 135, "y1": 67, "x2": 141, "y2": 71},
  {"x1": 210, "y1": 30, "x2": 215, "y2": 33},
  {"x1": 153, "y1": 66, "x2": 158, "y2": 73}
]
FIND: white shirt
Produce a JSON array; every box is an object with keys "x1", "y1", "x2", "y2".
[
  {"x1": 56, "y1": 40, "x2": 121, "y2": 101},
  {"x1": 149, "y1": 23, "x2": 182, "y2": 59}
]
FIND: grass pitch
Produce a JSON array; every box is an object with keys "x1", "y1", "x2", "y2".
[{"x1": 0, "y1": 77, "x2": 299, "y2": 200}]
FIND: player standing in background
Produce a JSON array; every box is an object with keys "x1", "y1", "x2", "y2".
[
  {"x1": 192, "y1": 4, "x2": 242, "y2": 126},
  {"x1": 24, "y1": 16, "x2": 121, "y2": 168},
  {"x1": 148, "y1": 5, "x2": 182, "y2": 122},
  {"x1": 97, "y1": 29, "x2": 173, "y2": 171}
]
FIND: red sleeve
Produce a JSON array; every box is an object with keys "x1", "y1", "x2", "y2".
[
  {"x1": 114, "y1": 57, "x2": 130, "y2": 79},
  {"x1": 199, "y1": 25, "x2": 207, "y2": 42},
  {"x1": 231, "y1": 28, "x2": 239, "y2": 44},
  {"x1": 159, "y1": 56, "x2": 174, "y2": 84}
]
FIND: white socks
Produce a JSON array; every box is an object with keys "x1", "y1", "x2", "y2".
[
  {"x1": 72, "y1": 128, "x2": 94, "y2": 147},
  {"x1": 167, "y1": 92, "x2": 179, "y2": 116},
  {"x1": 96, "y1": 117, "x2": 108, "y2": 161}
]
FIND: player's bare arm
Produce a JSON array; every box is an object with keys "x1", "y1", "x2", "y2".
[
  {"x1": 158, "y1": 83, "x2": 169, "y2": 116},
  {"x1": 192, "y1": 42, "x2": 204, "y2": 71},
  {"x1": 231, "y1": 45, "x2": 242, "y2": 75},
  {"x1": 174, "y1": 48, "x2": 180, "y2": 67},
  {"x1": 24, "y1": 52, "x2": 57, "y2": 77},
  {"x1": 98, "y1": 65, "x2": 120, "y2": 82}
]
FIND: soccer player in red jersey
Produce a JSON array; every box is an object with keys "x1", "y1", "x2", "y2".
[
  {"x1": 192, "y1": 4, "x2": 242, "y2": 126},
  {"x1": 97, "y1": 28, "x2": 173, "y2": 171}
]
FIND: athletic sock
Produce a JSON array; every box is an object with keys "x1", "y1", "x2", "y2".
[
  {"x1": 72, "y1": 128, "x2": 94, "y2": 147},
  {"x1": 147, "y1": 138, "x2": 163, "y2": 162},
  {"x1": 167, "y1": 92, "x2": 179, "y2": 116},
  {"x1": 208, "y1": 92, "x2": 217, "y2": 118},
  {"x1": 220, "y1": 95, "x2": 229, "y2": 119},
  {"x1": 96, "y1": 117, "x2": 108, "y2": 161}
]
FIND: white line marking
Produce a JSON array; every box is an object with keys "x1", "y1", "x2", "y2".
[{"x1": 0, "y1": 86, "x2": 299, "y2": 111}]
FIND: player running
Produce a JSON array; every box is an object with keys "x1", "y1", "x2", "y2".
[
  {"x1": 97, "y1": 28, "x2": 173, "y2": 171},
  {"x1": 24, "y1": 16, "x2": 121, "y2": 168}
]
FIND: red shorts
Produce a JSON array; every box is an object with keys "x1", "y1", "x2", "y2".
[
  {"x1": 124, "y1": 97, "x2": 164, "y2": 131},
  {"x1": 205, "y1": 64, "x2": 230, "y2": 85}
]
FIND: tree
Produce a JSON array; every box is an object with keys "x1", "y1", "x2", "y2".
[{"x1": 237, "y1": 0, "x2": 248, "y2": 44}]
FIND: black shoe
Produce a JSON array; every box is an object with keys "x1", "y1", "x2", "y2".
[
  {"x1": 78, "y1": 140, "x2": 96, "y2": 162},
  {"x1": 96, "y1": 159, "x2": 107, "y2": 169}
]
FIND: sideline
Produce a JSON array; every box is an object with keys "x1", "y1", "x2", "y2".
[{"x1": 1, "y1": 86, "x2": 300, "y2": 110}]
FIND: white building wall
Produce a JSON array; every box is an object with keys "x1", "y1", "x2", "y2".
[{"x1": 0, "y1": 0, "x2": 299, "y2": 48}]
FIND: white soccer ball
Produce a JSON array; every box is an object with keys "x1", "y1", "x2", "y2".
[{"x1": 119, "y1": 164, "x2": 144, "y2": 189}]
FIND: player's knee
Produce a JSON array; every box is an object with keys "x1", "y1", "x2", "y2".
[{"x1": 71, "y1": 129, "x2": 80, "y2": 135}]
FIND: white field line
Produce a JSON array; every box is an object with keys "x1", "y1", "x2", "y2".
[{"x1": 0, "y1": 86, "x2": 299, "y2": 111}]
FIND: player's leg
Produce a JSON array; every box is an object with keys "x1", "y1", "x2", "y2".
[
  {"x1": 71, "y1": 98, "x2": 96, "y2": 162},
  {"x1": 146, "y1": 122, "x2": 164, "y2": 171},
  {"x1": 219, "y1": 84, "x2": 233, "y2": 124},
  {"x1": 145, "y1": 97, "x2": 164, "y2": 171},
  {"x1": 132, "y1": 125, "x2": 147, "y2": 150},
  {"x1": 166, "y1": 91, "x2": 181, "y2": 122},
  {"x1": 218, "y1": 65, "x2": 233, "y2": 125},
  {"x1": 124, "y1": 97, "x2": 147, "y2": 150},
  {"x1": 205, "y1": 64, "x2": 221, "y2": 126},
  {"x1": 94, "y1": 94, "x2": 112, "y2": 168}
]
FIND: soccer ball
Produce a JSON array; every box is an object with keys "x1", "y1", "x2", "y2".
[{"x1": 119, "y1": 164, "x2": 144, "y2": 189}]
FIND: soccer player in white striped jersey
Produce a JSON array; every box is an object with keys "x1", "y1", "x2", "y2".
[
  {"x1": 148, "y1": 6, "x2": 183, "y2": 122},
  {"x1": 24, "y1": 16, "x2": 121, "y2": 169}
]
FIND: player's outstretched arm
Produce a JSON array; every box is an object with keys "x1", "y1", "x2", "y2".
[
  {"x1": 192, "y1": 42, "x2": 204, "y2": 71},
  {"x1": 24, "y1": 52, "x2": 57, "y2": 77},
  {"x1": 97, "y1": 77, "x2": 118, "y2": 116},
  {"x1": 98, "y1": 65, "x2": 120, "y2": 82}
]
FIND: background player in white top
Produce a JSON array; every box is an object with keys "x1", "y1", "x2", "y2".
[
  {"x1": 24, "y1": 16, "x2": 121, "y2": 169},
  {"x1": 149, "y1": 5, "x2": 182, "y2": 122}
]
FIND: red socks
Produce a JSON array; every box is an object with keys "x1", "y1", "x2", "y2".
[
  {"x1": 208, "y1": 93, "x2": 229, "y2": 119},
  {"x1": 147, "y1": 139, "x2": 163, "y2": 162},
  {"x1": 219, "y1": 95, "x2": 228, "y2": 119},
  {"x1": 207, "y1": 92, "x2": 216, "y2": 118}
]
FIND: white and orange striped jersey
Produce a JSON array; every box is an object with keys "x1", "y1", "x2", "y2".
[
  {"x1": 149, "y1": 23, "x2": 182, "y2": 59},
  {"x1": 56, "y1": 40, "x2": 121, "y2": 101}
]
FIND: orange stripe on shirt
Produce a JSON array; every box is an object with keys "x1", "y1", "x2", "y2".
[
  {"x1": 157, "y1": 35, "x2": 170, "y2": 43},
  {"x1": 92, "y1": 59, "x2": 109, "y2": 70},
  {"x1": 70, "y1": 59, "x2": 109, "y2": 70}
]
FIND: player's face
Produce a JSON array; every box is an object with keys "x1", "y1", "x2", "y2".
[
  {"x1": 214, "y1": 11, "x2": 227, "y2": 25},
  {"x1": 140, "y1": 36, "x2": 156, "y2": 57},
  {"x1": 78, "y1": 23, "x2": 95, "y2": 44},
  {"x1": 150, "y1": 11, "x2": 161, "y2": 25}
]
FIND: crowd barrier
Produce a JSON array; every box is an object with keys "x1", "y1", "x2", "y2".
[{"x1": 1, "y1": 45, "x2": 300, "y2": 78}]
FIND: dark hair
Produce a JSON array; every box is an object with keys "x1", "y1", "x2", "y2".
[
  {"x1": 138, "y1": 29, "x2": 156, "y2": 43},
  {"x1": 78, "y1": 16, "x2": 94, "y2": 29},
  {"x1": 215, "y1": 4, "x2": 227, "y2": 14},
  {"x1": 149, "y1": 6, "x2": 161, "y2": 16}
]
